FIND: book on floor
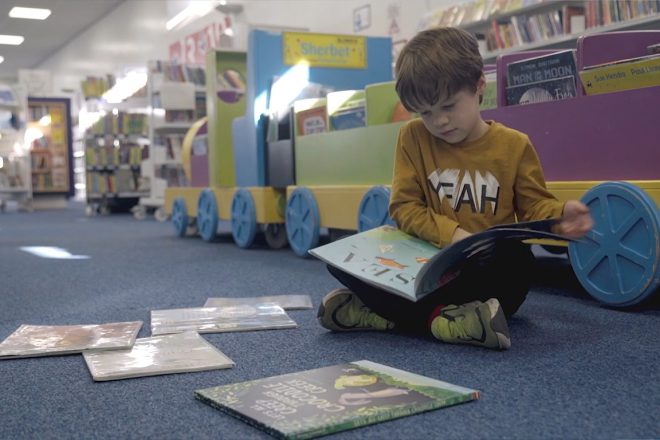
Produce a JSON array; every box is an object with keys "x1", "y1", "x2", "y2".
[
  {"x1": 204, "y1": 295, "x2": 313, "y2": 310},
  {"x1": 83, "y1": 331, "x2": 234, "y2": 381},
  {"x1": 309, "y1": 219, "x2": 568, "y2": 303},
  {"x1": 0, "y1": 321, "x2": 143, "y2": 359},
  {"x1": 150, "y1": 303, "x2": 297, "y2": 336},
  {"x1": 195, "y1": 359, "x2": 480, "y2": 440}
]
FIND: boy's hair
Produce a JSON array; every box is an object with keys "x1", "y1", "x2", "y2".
[{"x1": 395, "y1": 27, "x2": 484, "y2": 112}]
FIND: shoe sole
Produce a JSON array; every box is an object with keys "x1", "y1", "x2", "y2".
[
  {"x1": 486, "y1": 299, "x2": 511, "y2": 350},
  {"x1": 318, "y1": 289, "x2": 360, "y2": 331}
]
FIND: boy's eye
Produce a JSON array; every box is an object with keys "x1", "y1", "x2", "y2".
[
  {"x1": 420, "y1": 110, "x2": 431, "y2": 116},
  {"x1": 442, "y1": 104, "x2": 455, "y2": 110}
]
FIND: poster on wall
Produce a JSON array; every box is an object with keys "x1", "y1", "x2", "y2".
[{"x1": 353, "y1": 4, "x2": 371, "y2": 32}]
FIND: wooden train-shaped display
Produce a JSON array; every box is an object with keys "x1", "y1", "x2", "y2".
[{"x1": 164, "y1": 29, "x2": 659, "y2": 308}]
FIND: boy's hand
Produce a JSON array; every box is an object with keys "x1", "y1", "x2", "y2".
[
  {"x1": 559, "y1": 200, "x2": 593, "y2": 239},
  {"x1": 451, "y1": 227, "x2": 472, "y2": 243}
]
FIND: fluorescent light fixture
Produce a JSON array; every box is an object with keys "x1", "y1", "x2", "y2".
[
  {"x1": 0, "y1": 56, "x2": 4, "y2": 64},
  {"x1": 9, "y1": 6, "x2": 51, "y2": 20},
  {"x1": 0, "y1": 157, "x2": 3, "y2": 168},
  {"x1": 102, "y1": 70, "x2": 147, "y2": 104},
  {"x1": 166, "y1": 1, "x2": 216, "y2": 30},
  {"x1": 0, "y1": 35, "x2": 24, "y2": 45}
]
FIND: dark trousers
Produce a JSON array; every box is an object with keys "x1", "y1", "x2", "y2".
[{"x1": 327, "y1": 240, "x2": 535, "y2": 336}]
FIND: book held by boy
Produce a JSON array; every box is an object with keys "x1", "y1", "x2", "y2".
[
  {"x1": 309, "y1": 220, "x2": 567, "y2": 303},
  {"x1": 150, "y1": 304, "x2": 297, "y2": 336},
  {"x1": 195, "y1": 359, "x2": 479, "y2": 440},
  {"x1": 83, "y1": 331, "x2": 234, "y2": 381},
  {"x1": 204, "y1": 295, "x2": 313, "y2": 310},
  {"x1": 0, "y1": 321, "x2": 143, "y2": 359}
]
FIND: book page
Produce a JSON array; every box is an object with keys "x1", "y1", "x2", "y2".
[
  {"x1": 0, "y1": 321, "x2": 143, "y2": 359},
  {"x1": 203, "y1": 295, "x2": 313, "y2": 310},
  {"x1": 150, "y1": 304, "x2": 297, "y2": 336},
  {"x1": 415, "y1": 219, "x2": 568, "y2": 297},
  {"x1": 83, "y1": 331, "x2": 234, "y2": 381},
  {"x1": 309, "y1": 226, "x2": 440, "y2": 301}
]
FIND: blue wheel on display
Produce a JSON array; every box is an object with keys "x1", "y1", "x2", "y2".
[
  {"x1": 357, "y1": 186, "x2": 396, "y2": 232},
  {"x1": 231, "y1": 188, "x2": 258, "y2": 248},
  {"x1": 568, "y1": 181, "x2": 660, "y2": 307},
  {"x1": 197, "y1": 188, "x2": 219, "y2": 242},
  {"x1": 171, "y1": 197, "x2": 188, "y2": 238},
  {"x1": 286, "y1": 187, "x2": 320, "y2": 257}
]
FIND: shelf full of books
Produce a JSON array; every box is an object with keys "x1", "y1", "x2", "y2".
[
  {"x1": 0, "y1": 84, "x2": 32, "y2": 211},
  {"x1": 479, "y1": 30, "x2": 660, "y2": 196},
  {"x1": 27, "y1": 97, "x2": 74, "y2": 201},
  {"x1": 420, "y1": 0, "x2": 660, "y2": 63},
  {"x1": 83, "y1": 111, "x2": 149, "y2": 215},
  {"x1": 136, "y1": 60, "x2": 206, "y2": 221}
]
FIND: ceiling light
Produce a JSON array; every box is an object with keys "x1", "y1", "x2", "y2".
[
  {"x1": 9, "y1": 6, "x2": 51, "y2": 20},
  {"x1": 166, "y1": 1, "x2": 216, "y2": 31},
  {"x1": 0, "y1": 56, "x2": 4, "y2": 64},
  {"x1": 0, "y1": 35, "x2": 24, "y2": 45}
]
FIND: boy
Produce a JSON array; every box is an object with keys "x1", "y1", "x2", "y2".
[{"x1": 317, "y1": 27, "x2": 593, "y2": 350}]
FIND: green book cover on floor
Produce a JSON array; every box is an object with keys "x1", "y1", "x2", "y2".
[{"x1": 195, "y1": 360, "x2": 479, "y2": 440}]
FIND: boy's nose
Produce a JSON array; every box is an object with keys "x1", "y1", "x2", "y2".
[{"x1": 435, "y1": 113, "x2": 449, "y2": 126}]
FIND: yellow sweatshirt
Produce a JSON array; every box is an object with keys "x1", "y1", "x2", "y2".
[{"x1": 389, "y1": 119, "x2": 564, "y2": 248}]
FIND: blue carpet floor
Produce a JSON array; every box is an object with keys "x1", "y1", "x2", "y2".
[{"x1": 0, "y1": 202, "x2": 658, "y2": 439}]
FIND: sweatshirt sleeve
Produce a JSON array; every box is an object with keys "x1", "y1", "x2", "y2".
[
  {"x1": 388, "y1": 127, "x2": 459, "y2": 248},
  {"x1": 514, "y1": 140, "x2": 565, "y2": 221}
]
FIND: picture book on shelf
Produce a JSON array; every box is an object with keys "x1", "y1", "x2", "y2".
[
  {"x1": 309, "y1": 220, "x2": 567, "y2": 303},
  {"x1": 204, "y1": 295, "x2": 313, "y2": 310},
  {"x1": 506, "y1": 50, "x2": 577, "y2": 87},
  {"x1": 195, "y1": 359, "x2": 480, "y2": 440},
  {"x1": 506, "y1": 75, "x2": 577, "y2": 106},
  {"x1": 83, "y1": 331, "x2": 234, "y2": 381},
  {"x1": 150, "y1": 304, "x2": 298, "y2": 335},
  {"x1": 0, "y1": 321, "x2": 143, "y2": 359}
]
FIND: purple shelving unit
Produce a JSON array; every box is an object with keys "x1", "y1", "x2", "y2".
[{"x1": 483, "y1": 31, "x2": 660, "y2": 182}]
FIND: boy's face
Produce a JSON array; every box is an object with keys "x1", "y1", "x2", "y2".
[{"x1": 417, "y1": 77, "x2": 486, "y2": 144}]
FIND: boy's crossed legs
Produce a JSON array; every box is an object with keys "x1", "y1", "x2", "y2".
[{"x1": 317, "y1": 241, "x2": 534, "y2": 350}]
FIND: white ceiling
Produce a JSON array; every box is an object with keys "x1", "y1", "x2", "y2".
[{"x1": 0, "y1": 0, "x2": 124, "y2": 79}]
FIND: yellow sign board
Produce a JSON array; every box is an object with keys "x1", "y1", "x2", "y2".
[
  {"x1": 283, "y1": 32, "x2": 366, "y2": 69},
  {"x1": 579, "y1": 55, "x2": 660, "y2": 95}
]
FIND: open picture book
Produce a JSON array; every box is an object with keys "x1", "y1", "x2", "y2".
[
  {"x1": 195, "y1": 359, "x2": 479, "y2": 439},
  {"x1": 309, "y1": 219, "x2": 568, "y2": 302}
]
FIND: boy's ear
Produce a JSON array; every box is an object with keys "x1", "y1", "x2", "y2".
[{"x1": 476, "y1": 74, "x2": 486, "y2": 94}]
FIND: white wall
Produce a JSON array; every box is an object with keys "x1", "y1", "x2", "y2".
[{"x1": 39, "y1": 0, "x2": 465, "y2": 95}]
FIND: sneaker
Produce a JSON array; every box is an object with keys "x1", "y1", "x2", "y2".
[
  {"x1": 430, "y1": 298, "x2": 511, "y2": 350},
  {"x1": 317, "y1": 288, "x2": 394, "y2": 331}
]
